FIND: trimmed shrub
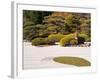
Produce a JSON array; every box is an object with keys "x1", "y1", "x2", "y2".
[
  {"x1": 86, "y1": 37, "x2": 91, "y2": 42},
  {"x1": 45, "y1": 38, "x2": 55, "y2": 45},
  {"x1": 48, "y1": 33, "x2": 65, "y2": 43},
  {"x1": 32, "y1": 37, "x2": 55, "y2": 46},
  {"x1": 70, "y1": 39, "x2": 78, "y2": 45},
  {"x1": 32, "y1": 38, "x2": 47, "y2": 46},
  {"x1": 78, "y1": 33, "x2": 90, "y2": 42},
  {"x1": 60, "y1": 33, "x2": 76, "y2": 46}
]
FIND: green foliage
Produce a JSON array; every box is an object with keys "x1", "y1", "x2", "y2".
[
  {"x1": 86, "y1": 37, "x2": 91, "y2": 42},
  {"x1": 80, "y1": 23, "x2": 90, "y2": 37},
  {"x1": 34, "y1": 24, "x2": 49, "y2": 38},
  {"x1": 23, "y1": 26, "x2": 36, "y2": 40},
  {"x1": 45, "y1": 38, "x2": 55, "y2": 45},
  {"x1": 32, "y1": 37, "x2": 55, "y2": 46},
  {"x1": 60, "y1": 34, "x2": 75, "y2": 46},
  {"x1": 65, "y1": 14, "x2": 80, "y2": 33},
  {"x1": 23, "y1": 24, "x2": 49, "y2": 41},
  {"x1": 23, "y1": 21, "x2": 34, "y2": 28},
  {"x1": 23, "y1": 10, "x2": 52, "y2": 25},
  {"x1": 43, "y1": 15, "x2": 67, "y2": 34},
  {"x1": 48, "y1": 33, "x2": 65, "y2": 43},
  {"x1": 23, "y1": 10, "x2": 91, "y2": 46},
  {"x1": 78, "y1": 33, "x2": 90, "y2": 42},
  {"x1": 70, "y1": 39, "x2": 78, "y2": 45},
  {"x1": 32, "y1": 38, "x2": 47, "y2": 46}
]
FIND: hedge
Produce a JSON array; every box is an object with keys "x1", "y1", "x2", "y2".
[
  {"x1": 32, "y1": 37, "x2": 55, "y2": 46},
  {"x1": 48, "y1": 33, "x2": 65, "y2": 43},
  {"x1": 70, "y1": 39, "x2": 78, "y2": 45},
  {"x1": 78, "y1": 33, "x2": 90, "y2": 42},
  {"x1": 32, "y1": 38, "x2": 47, "y2": 46},
  {"x1": 60, "y1": 33, "x2": 76, "y2": 46}
]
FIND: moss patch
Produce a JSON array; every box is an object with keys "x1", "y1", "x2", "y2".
[{"x1": 53, "y1": 56, "x2": 91, "y2": 66}]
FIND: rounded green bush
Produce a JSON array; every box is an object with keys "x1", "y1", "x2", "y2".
[
  {"x1": 60, "y1": 34, "x2": 76, "y2": 46},
  {"x1": 78, "y1": 33, "x2": 90, "y2": 42},
  {"x1": 86, "y1": 37, "x2": 91, "y2": 42},
  {"x1": 32, "y1": 38, "x2": 47, "y2": 46},
  {"x1": 32, "y1": 37, "x2": 55, "y2": 46},
  {"x1": 48, "y1": 33, "x2": 65, "y2": 43},
  {"x1": 45, "y1": 38, "x2": 55, "y2": 45},
  {"x1": 70, "y1": 39, "x2": 78, "y2": 45}
]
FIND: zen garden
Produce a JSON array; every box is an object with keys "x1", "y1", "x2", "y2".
[{"x1": 23, "y1": 10, "x2": 91, "y2": 69}]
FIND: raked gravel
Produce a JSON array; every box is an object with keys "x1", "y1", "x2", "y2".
[{"x1": 23, "y1": 42, "x2": 91, "y2": 69}]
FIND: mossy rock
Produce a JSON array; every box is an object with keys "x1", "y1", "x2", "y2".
[{"x1": 53, "y1": 56, "x2": 91, "y2": 66}]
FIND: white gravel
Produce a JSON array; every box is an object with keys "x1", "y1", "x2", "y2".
[{"x1": 23, "y1": 42, "x2": 91, "y2": 69}]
